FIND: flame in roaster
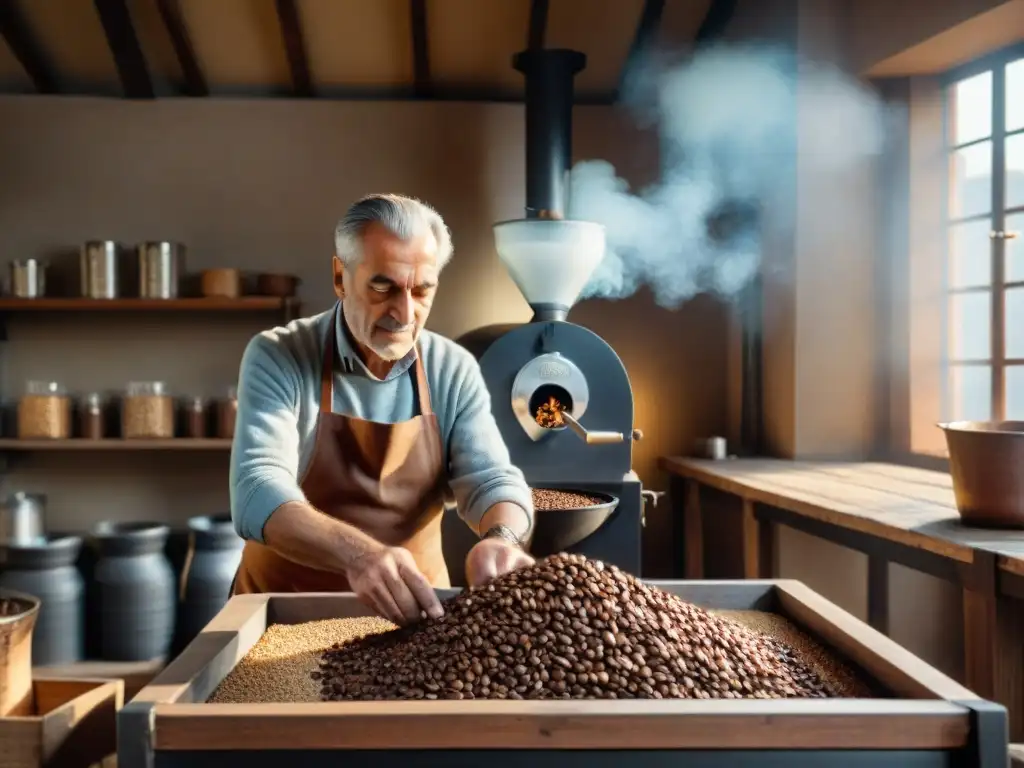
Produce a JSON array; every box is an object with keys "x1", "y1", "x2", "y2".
[{"x1": 535, "y1": 396, "x2": 565, "y2": 429}]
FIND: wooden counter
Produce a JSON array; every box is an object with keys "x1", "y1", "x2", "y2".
[{"x1": 659, "y1": 456, "x2": 1024, "y2": 740}]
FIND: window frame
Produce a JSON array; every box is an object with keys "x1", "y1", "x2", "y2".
[
  {"x1": 942, "y1": 42, "x2": 1024, "y2": 425},
  {"x1": 880, "y1": 42, "x2": 1024, "y2": 472}
]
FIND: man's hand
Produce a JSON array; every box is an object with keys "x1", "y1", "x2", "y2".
[
  {"x1": 465, "y1": 538, "x2": 535, "y2": 587},
  {"x1": 347, "y1": 544, "x2": 444, "y2": 626}
]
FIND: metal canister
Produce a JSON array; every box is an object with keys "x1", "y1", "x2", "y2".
[
  {"x1": 9, "y1": 259, "x2": 45, "y2": 298},
  {"x1": 0, "y1": 491, "x2": 46, "y2": 545},
  {"x1": 138, "y1": 241, "x2": 185, "y2": 299},
  {"x1": 80, "y1": 240, "x2": 119, "y2": 299}
]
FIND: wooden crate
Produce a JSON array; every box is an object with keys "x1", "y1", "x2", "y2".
[
  {"x1": 119, "y1": 581, "x2": 1008, "y2": 768},
  {"x1": 0, "y1": 677, "x2": 122, "y2": 768}
]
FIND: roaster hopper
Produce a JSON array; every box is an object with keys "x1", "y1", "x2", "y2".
[{"x1": 449, "y1": 49, "x2": 650, "y2": 579}]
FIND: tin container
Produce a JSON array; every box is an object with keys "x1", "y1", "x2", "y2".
[
  {"x1": 9, "y1": 259, "x2": 45, "y2": 298},
  {"x1": 80, "y1": 240, "x2": 120, "y2": 299},
  {"x1": 138, "y1": 242, "x2": 185, "y2": 299}
]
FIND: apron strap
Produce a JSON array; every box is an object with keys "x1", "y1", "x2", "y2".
[
  {"x1": 413, "y1": 347, "x2": 433, "y2": 416},
  {"x1": 319, "y1": 308, "x2": 337, "y2": 414},
  {"x1": 321, "y1": 305, "x2": 434, "y2": 417}
]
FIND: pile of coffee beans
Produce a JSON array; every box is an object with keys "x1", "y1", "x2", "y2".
[
  {"x1": 531, "y1": 488, "x2": 605, "y2": 510},
  {"x1": 315, "y1": 553, "x2": 848, "y2": 701}
]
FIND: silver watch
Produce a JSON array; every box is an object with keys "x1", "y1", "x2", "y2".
[{"x1": 481, "y1": 524, "x2": 524, "y2": 548}]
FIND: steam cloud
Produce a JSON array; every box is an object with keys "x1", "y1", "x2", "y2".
[{"x1": 568, "y1": 44, "x2": 887, "y2": 309}]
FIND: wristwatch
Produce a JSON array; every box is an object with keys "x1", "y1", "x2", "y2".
[{"x1": 481, "y1": 524, "x2": 525, "y2": 549}]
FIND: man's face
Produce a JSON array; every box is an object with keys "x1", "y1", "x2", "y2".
[{"x1": 333, "y1": 222, "x2": 440, "y2": 363}]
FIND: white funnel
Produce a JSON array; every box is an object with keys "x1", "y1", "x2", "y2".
[{"x1": 494, "y1": 219, "x2": 605, "y2": 322}]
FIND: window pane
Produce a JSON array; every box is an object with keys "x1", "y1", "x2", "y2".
[
  {"x1": 950, "y1": 71, "x2": 992, "y2": 145},
  {"x1": 1007, "y1": 133, "x2": 1024, "y2": 209},
  {"x1": 951, "y1": 141, "x2": 992, "y2": 219},
  {"x1": 1008, "y1": 59, "x2": 1024, "y2": 132},
  {"x1": 949, "y1": 291, "x2": 991, "y2": 360},
  {"x1": 1007, "y1": 211, "x2": 1024, "y2": 282},
  {"x1": 1008, "y1": 366, "x2": 1024, "y2": 419},
  {"x1": 1007, "y1": 286, "x2": 1024, "y2": 358},
  {"x1": 949, "y1": 364, "x2": 992, "y2": 420},
  {"x1": 949, "y1": 219, "x2": 992, "y2": 288}
]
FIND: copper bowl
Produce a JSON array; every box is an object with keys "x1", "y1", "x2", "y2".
[{"x1": 940, "y1": 420, "x2": 1024, "y2": 528}]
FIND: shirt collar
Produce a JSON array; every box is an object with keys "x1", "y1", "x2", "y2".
[{"x1": 334, "y1": 302, "x2": 417, "y2": 382}]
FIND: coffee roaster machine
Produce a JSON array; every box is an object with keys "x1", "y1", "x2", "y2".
[{"x1": 451, "y1": 48, "x2": 656, "y2": 579}]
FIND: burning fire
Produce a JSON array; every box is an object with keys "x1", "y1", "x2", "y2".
[{"x1": 535, "y1": 396, "x2": 564, "y2": 429}]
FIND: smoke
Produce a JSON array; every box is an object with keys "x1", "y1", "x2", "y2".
[{"x1": 568, "y1": 44, "x2": 887, "y2": 309}]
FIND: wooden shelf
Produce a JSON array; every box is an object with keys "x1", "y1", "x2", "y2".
[
  {"x1": 0, "y1": 297, "x2": 296, "y2": 312},
  {"x1": 0, "y1": 438, "x2": 232, "y2": 451}
]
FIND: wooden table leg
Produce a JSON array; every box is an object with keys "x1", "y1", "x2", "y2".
[
  {"x1": 742, "y1": 500, "x2": 775, "y2": 579},
  {"x1": 963, "y1": 551, "x2": 1024, "y2": 740},
  {"x1": 867, "y1": 555, "x2": 889, "y2": 635},
  {"x1": 683, "y1": 480, "x2": 704, "y2": 579}
]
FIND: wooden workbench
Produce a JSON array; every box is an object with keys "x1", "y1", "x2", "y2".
[{"x1": 660, "y1": 456, "x2": 1024, "y2": 740}]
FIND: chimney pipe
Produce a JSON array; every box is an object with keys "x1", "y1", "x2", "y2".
[
  {"x1": 513, "y1": 48, "x2": 587, "y2": 220},
  {"x1": 493, "y1": 47, "x2": 604, "y2": 325}
]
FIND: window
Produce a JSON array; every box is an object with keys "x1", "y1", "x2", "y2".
[{"x1": 944, "y1": 48, "x2": 1024, "y2": 424}]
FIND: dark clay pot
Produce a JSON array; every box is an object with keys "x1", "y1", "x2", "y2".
[
  {"x1": 91, "y1": 521, "x2": 175, "y2": 662},
  {"x1": 171, "y1": 515, "x2": 243, "y2": 655},
  {"x1": 0, "y1": 535, "x2": 85, "y2": 665}
]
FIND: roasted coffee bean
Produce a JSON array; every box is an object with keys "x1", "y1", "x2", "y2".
[
  {"x1": 316, "y1": 553, "x2": 855, "y2": 701},
  {"x1": 531, "y1": 489, "x2": 604, "y2": 510}
]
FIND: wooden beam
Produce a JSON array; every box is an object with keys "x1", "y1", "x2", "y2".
[
  {"x1": 274, "y1": 0, "x2": 313, "y2": 98},
  {"x1": 527, "y1": 0, "x2": 549, "y2": 50},
  {"x1": 694, "y1": 0, "x2": 739, "y2": 45},
  {"x1": 617, "y1": 0, "x2": 665, "y2": 98},
  {"x1": 156, "y1": 0, "x2": 207, "y2": 97},
  {"x1": 409, "y1": 0, "x2": 430, "y2": 98},
  {"x1": 94, "y1": 0, "x2": 154, "y2": 99},
  {"x1": 0, "y1": 1, "x2": 59, "y2": 93}
]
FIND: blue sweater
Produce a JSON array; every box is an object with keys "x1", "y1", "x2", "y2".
[{"x1": 229, "y1": 305, "x2": 534, "y2": 544}]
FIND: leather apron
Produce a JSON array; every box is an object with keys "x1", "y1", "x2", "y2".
[{"x1": 231, "y1": 311, "x2": 450, "y2": 594}]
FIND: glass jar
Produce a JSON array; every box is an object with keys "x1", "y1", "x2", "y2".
[
  {"x1": 183, "y1": 396, "x2": 207, "y2": 438},
  {"x1": 216, "y1": 386, "x2": 237, "y2": 439},
  {"x1": 122, "y1": 381, "x2": 174, "y2": 439},
  {"x1": 80, "y1": 392, "x2": 105, "y2": 440},
  {"x1": 18, "y1": 381, "x2": 71, "y2": 439}
]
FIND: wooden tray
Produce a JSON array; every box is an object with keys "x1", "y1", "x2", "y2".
[
  {"x1": 0, "y1": 677, "x2": 122, "y2": 768},
  {"x1": 118, "y1": 581, "x2": 1008, "y2": 768}
]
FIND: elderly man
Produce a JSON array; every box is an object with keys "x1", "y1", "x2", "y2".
[{"x1": 229, "y1": 193, "x2": 535, "y2": 625}]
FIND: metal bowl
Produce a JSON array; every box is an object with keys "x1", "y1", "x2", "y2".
[
  {"x1": 530, "y1": 489, "x2": 619, "y2": 556},
  {"x1": 940, "y1": 420, "x2": 1024, "y2": 528}
]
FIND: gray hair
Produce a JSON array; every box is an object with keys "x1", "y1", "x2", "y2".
[{"x1": 334, "y1": 194, "x2": 453, "y2": 268}]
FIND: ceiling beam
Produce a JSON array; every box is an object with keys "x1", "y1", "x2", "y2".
[
  {"x1": 527, "y1": 0, "x2": 549, "y2": 50},
  {"x1": 156, "y1": 0, "x2": 207, "y2": 97},
  {"x1": 94, "y1": 0, "x2": 154, "y2": 99},
  {"x1": 694, "y1": 0, "x2": 738, "y2": 45},
  {"x1": 409, "y1": 0, "x2": 430, "y2": 97},
  {"x1": 274, "y1": 0, "x2": 313, "y2": 98},
  {"x1": 0, "y1": 1, "x2": 59, "y2": 94},
  {"x1": 617, "y1": 0, "x2": 665, "y2": 98}
]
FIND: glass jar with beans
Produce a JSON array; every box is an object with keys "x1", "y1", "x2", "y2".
[
  {"x1": 18, "y1": 381, "x2": 71, "y2": 439},
  {"x1": 122, "y1": 381, "x2": 175, "y2": 439}
]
